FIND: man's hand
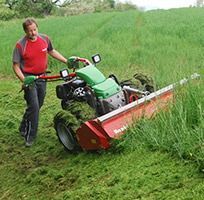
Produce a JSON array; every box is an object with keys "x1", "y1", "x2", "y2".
[{"x1": 13, "y1": 62, "x2": 25, "y2": 84}]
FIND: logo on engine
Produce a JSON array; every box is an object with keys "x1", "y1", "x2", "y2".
[{"x1": 114, "y1": 124, "x2": 129, "y2": 134}]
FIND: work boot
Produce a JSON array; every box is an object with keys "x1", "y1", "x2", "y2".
[{"x1": 25, "y1": 141, "x2": 34, "y2": 147}]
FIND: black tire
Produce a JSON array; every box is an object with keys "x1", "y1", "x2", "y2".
[
  {"x1": 65, "y1": 101, "x2": 96, "y2": 124},
  {"x1": 120, "y1": 79, "x2": 143, "y2": 100},
  {"x1": 133, "y1": 72, "x2": 158, "y2": 92},
  {"x1": 120, "y1": 72, "x2": 158, "y2": 93},
  {"x1": 54, "y1": 111, "x2": 81, "y2": 153},
  {"x1": 120, "y1": 80, "x2": 143, "y2": 90}
]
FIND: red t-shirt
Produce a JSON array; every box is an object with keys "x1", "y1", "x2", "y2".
[{"x1": 13, "y1": 34, "x2": 53, "y2": 74}]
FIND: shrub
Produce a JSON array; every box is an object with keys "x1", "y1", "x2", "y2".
[
  {"x1": 58, "y1": 2, "x2": 94, "y2": 16},
  {"x1": 0, "y1": 6, "x2": 15, "y2": 20}
]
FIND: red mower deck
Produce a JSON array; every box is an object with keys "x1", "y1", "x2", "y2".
[{"x1": 76, "y1": 73, "x2": 200, "y2": 150}]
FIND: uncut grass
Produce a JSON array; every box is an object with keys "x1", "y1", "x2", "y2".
[
  {"x1": 136, "y1": 7, "x2": 204, "y2": 87},
  {"x1": 73, "y1": 11, "x2": 142, "y2": 78},
  {"x1": 2, "y1": 8, "x2": 203, "y2": 86},
  {"x1": 117, "y1": 79, "x2": 204, "y2": 169}
]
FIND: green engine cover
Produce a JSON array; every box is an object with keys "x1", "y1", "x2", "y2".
[
  {"x1": 75, "y1": 65, "x2": 121, "y2": 99},
  {"x1": 92, "y1": 78, "x2": 121, "y2": 99},
  {"x1": 76, "y1": 65, "x2": 106, "y2": 85}
]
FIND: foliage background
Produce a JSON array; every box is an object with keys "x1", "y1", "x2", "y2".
[{"x1": 0, "y1": 0, "x2": 138, "y2": 20}]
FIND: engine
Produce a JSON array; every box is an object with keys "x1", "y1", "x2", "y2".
[
  {"x1": 56, "y1": 79, "x2": 127, "y2": 116},
  {"x1": 98, "y1": 90, "x2": 126, "y2": 114},
  {"x1": 56, "y1": 79, "x2": 86, "y2": 101}
]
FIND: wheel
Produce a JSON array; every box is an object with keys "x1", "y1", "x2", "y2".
[
  {"x1": 120, "y1": 79, "x2": 143, "y2": 100},
  {"x1": 54, "y1": 102, "x2": 96, "y2": 153},
  {"x1": 120, "y1": 72, "x2": 158, "y2": 102},
  {"x1": 54, "y1": 110, "x2": 81, "y2": 153},
  {"x1": 56, "y1": 122, "x2": 76, "y2": 151},
  {"x1": 120, "y1": 72, "x2": 158, "y2": 93},
  {"x1": 120, "y1": 79, "x2": 142, "y2": 90},
  {"x1": 133, "y1": 72, "x2": 158, "y2": 92},
  {"x1": 64, "y1": 101, "x2": 96, "y2": 124}
]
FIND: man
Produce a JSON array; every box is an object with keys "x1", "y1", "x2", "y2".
[{"x1": 13, "y1": 18, "x2": 67, "y2": 147}]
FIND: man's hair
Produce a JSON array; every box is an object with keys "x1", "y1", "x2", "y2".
[{"x1": 22, "y1": 18, "x2": 38, "y2": 31}]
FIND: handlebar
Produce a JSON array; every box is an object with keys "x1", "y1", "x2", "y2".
[
  {"x1": 38, "y1": 72, "x2": 76, "y2": 80},
  {"x1": 23, "y1": 72, "x2": 76, "y2": 86},
  {"x1": 23, "y1": 54, "x2": 100, "y2": 87}
]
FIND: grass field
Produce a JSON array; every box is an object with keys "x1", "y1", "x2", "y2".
[{"x1": 0, "y1": 8, "x2": 203, "y2": 199}]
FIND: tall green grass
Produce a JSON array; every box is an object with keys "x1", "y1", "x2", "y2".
[
  {"x1": 1, "y1": 9, "x2": 203, "y2": 86},
  {"x1": 116, "y1": 77, "x2": 204, "y2": 169},
  {"x1": 136, "y1": 8, "x2": 204, "y2": 87}
]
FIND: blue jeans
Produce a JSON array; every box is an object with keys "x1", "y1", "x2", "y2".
[{"x1": 20, "y1": 79, "x2": 47, "y2": 142}]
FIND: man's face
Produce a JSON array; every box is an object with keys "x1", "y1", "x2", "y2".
[{"x1": 25, "y1": 23, "x2": 38, "y2": 41}]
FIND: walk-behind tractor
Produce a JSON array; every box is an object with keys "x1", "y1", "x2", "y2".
[{"x1": 24, "y1": 54, "x2": 200, "y2": 153}]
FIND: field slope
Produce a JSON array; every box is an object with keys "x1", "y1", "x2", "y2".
[{"x1": 0, "y1": 9, "x2": 203, "y2": 199}]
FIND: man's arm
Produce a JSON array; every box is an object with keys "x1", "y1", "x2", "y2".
[
  {"x1": 48, "y1": 49, "x2": 67, "y2": 64},
  {"x1": 13, "y1": 62, "x2": 25, "y2": 87}
]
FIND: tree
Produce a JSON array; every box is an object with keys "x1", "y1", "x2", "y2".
[
  {"x1": 29, "y1": 0, "x2": 60, "y2": 16},
  {"x1": 196, "y1": 0, "x2": 204, "y2": 7},
  {"x1": 4, "y1": 0, "x2": 60, "y2": 17},
  {"x1": 107, "y1": 0, "x2": 115, "y2": 8},
  {"x1": 0, "y1": 0, "x2": 15, "y2": 20}
]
